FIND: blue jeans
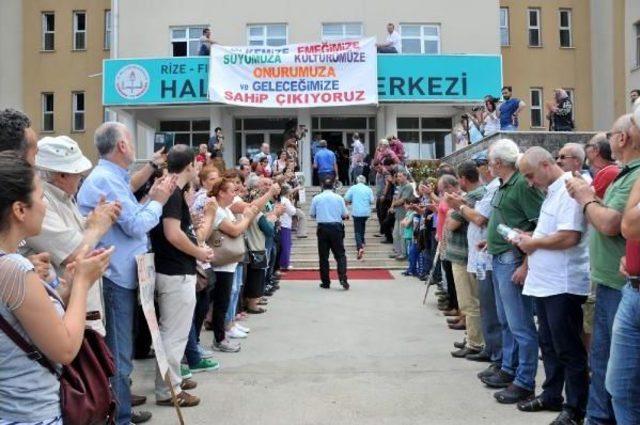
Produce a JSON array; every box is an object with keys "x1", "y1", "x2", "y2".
[
  {"x1": 607, "y1": 283, "x2": 640, "y2": 424},
  {"x1": 501, "y1": 124, "x2": 518, "y2": 131},
  {"x1": 492, "y1": 251, "x2": 538, "y2": 391},
  {"x1": 587, "y1": 283, "x2": 622, "y2": 424},
  {"x1": 103, "y1": 277, "x2": 136, "y2": 425},
  {"x1": 478, "y1": 271, "x2": 502, "y2": 363},
  {"x1": 406, "y1": 241, "x2": 419, "y2": 275},
  {"x1": 225, "y1": 265, "x2": 244, "y2": 323},
  {"x1": 353, "y1": 216, "x2": 367, "y2": 251},
  {"x1": 185, "y1": 287, "x2": 211, "y2": 368}
]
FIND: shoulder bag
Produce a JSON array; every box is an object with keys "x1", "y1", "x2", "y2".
[
  {"x1": 0, "y1": 285, "x2": 116, "y2": 425},
  {"x1": 208, "y1": 228, "x2": 246, "y2": 266}
]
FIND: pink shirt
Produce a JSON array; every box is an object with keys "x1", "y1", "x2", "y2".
[{"x1": 436, "y1": 199, "x2": 449, "y2": 241}]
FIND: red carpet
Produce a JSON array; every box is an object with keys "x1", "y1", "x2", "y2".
[{"x1": 280, "y1": 269, "x2": 395, "y2": 280}]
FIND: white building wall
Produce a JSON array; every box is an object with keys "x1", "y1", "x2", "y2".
[
  {"x1": 117, "y1": 0, "x2": 499, "y2": 58},
  {"x1": 0, "y1": 0, "x2": 23, "y2": 110},
  {"x1": 626, "y1": 0, "x2": 640, "y2": 108}
]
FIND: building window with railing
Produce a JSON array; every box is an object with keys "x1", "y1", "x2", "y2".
[
  {"x1": 559, "y1": 9, "x2": 572, "y2": 48},
  {"x1": 396, "y1": 117, "x2": 452, "y2": 159},
  {"x1": 528, "y1": 8, "x2": 542, "y2": 47},
  {"x1": 42, "y1": 12, "x2": 55, "y2": 51},
  {"x1": 42, "y1": 93, "x2": 54, "y2": 132},
  {"x1": 104, "y1": 10, "x2": 112, "y2": 50},
  {"x1": 399, "y1": 24, "x2": 440, "y2": 54},
  {"x1": 321, "y1": 23, "x2": 363, "y2": 41},
  {"x1": 171, "y1": 26, "x2": 207, "y2": 57},
  {"x1": 635, "y1": 21, "x2": 640, "y2": 68},
  {"x1": 73, "y1": 11, "x2": 87, "y2": 50},
  {"x1": 500, "y1": 8, "x2": 510, "y2": 46},
  {"x1": 247, "y1": 24, "x2": 288, "y2": 47},
  {"x1": 72, "y1": 92, "x2": 85, "y2": 132},
  {"x1": 159, "y1": 120, "x2": 210, "y2": 147},
  {"x1": 530, "y1": 88, "x2": 543, "y2": 128}
]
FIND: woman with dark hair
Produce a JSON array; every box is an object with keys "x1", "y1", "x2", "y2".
[
  {"x1": 199, "y1": 177, "x2": 259, "y2": 353},
  {"x1": 483, "y1": 96, "x2": 500, "y2": 136},
  {"x1": 273, "y1": 151, "x2": 288, "y2": 175},
  {"x1": 0, "y1": 152, "x2": 113, "y2": 424}
]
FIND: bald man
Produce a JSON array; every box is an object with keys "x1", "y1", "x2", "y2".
[{"x1": 515, "y1": 147, "x2": 590, "y2": 423}]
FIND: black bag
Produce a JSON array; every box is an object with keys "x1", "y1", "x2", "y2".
[{"x1": 247, "y1": 250, "x2": 268, "y2": 269}]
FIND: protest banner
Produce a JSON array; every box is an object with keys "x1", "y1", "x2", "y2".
[
  {"x1": 209, "y1": 38, "x2": 378, "y2": 108},
  {"x1": 136, "y1": 253, "x2": 184, "y2": 424}
]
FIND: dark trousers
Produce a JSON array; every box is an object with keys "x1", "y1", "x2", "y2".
[
  {"x1": 317, "y1": 222, "x2": 348, "y2": 284},
  {"x1": 353, "y1": 216, "x2": 368, "y2": 250},
  {"x1": 185, "y1": 287, "x2": 211, "y2": 367},
  {"x1": 245, "y1": 266, "x2": 266, "y2": 299},
  {"x1": 376, "y1": 198, "x2": 392, "y2": 236},
  {"x1": 442, "y1": 259, "x2": 458, "y2": 310},
  {"x1": 478, "y1": 271, "x2": 502, "y2": 363},
  {"x1": 381, "y1": 211, "x2": 395, "y2": 243},
  {"x1": 211, "y1": 271, "x2": 234, "y2": 343},
  {"x1": 536, "y1": 294, "x2": 589, "y2": 418}
]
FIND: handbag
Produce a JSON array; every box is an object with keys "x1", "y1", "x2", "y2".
[
  {"x1": 196, "y1": 264, "x2": 215, "y2": 292},
  {"x1": 247, "y1": 250, "x2": 268, "y2": 269},
  {"x1": 208, "y1": 228, "x2": 246, "y2": 266},
  {"x1": 0, "y1": 287, "x2": 116, "y2": 425}
]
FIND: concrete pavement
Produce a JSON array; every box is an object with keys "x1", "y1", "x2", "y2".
[{"x1": 132, "y1": 272, "x2": 556, "y2": 425}]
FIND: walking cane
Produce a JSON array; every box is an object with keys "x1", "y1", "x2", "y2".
[{"x1": 422, "y1": 242, "x2": 442, "y2": 305}]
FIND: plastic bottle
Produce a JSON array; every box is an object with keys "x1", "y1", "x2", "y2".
[
  {"x1": 497, "y1": 223, "x2": 521, "y2": 243},
  {"x1": 476, "y1": 250, "x2": 487, "y2": 281}
]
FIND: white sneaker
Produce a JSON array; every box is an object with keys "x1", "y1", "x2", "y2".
[
  {"x1": 226, "y1": 327, "x2": 247, "y2": 339},
  {"x1": 197, "y1": 343, "x2": 214, "y2": 359},
  {"x1": 234, "y1": 323, "x2": 250, "y2": 334},
  {"x1": 212, "y1": 339, "x2": 241, "y2": 353}
]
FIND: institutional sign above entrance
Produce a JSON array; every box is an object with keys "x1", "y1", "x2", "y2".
[{"x1": 103, "y1": 54, "x2": 502, "y2": 107}]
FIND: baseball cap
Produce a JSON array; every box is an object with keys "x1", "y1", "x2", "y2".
[
  {"x1": 472, "y1": 150, "x2": 489, "y2": 165},
  {"x1": 36, "y1": 136, "x2": 92, "y2": 174}
]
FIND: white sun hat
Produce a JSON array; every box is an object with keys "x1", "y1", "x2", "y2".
[{"x1": 36, "y1": 136, "x2": 92, "y2": 174}]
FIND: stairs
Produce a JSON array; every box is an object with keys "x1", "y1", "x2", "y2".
[{"x1": 289, "y1": 186, "x2": 406, "y2": 270}]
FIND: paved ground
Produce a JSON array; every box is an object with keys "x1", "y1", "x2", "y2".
[{"x1": 132, "y1": 272, "x2": 556, "y2": 425}]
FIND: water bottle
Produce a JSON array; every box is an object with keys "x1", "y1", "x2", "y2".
[
  {"x1": 497, "y1": 223, "x2": 521, "y2": 243},
  {"x1": 476, "y1": 251, "x2": 487, "y2": 281}
]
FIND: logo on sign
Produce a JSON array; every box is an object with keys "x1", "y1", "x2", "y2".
[{"x1": 115, "y1": 65, "x2": 150, "y2": 99}]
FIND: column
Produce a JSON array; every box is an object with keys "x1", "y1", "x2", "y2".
[
  {"x1": 209, "y1": 106, "x2": 230, "y2": 165},
  {"x1": 117, "y1": 110, "x2": 140, "y2": 157},
  {"x1": 297, "y1": 108, "x2": 312, "y2": 184},
  {"x1": 383, "y1": 105, "x2": 397, "y2": 139}
]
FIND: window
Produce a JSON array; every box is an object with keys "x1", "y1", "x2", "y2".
[
  {"x1": 247, "y1": 24, "x2": 287, "y2": 47},
  {"x1": 104, "y1": 10, "x2": 112, "y2": 50},
  {"x1": 42, "y1": 12, "x2": 55, "y2": 51},
  {"x1": 396, "y1": 117, "x2": 451, "y2": 159},
  {"x1": 530, "y1": 88, "x2": 543, "y2": 128},
  {"x1": 559, "y1": 9, "x2": 572, "y2": 47},
  {"x1": 159, "y1": 120, "x2": 210, "y2": 147},
  {"x1": 399, "y1": 24, "x2": 440, "y2": 54},
  {"x1": 73, "y1": 11, "x2": 86, "y2": 50},
  {"x1": 635, "y1": 21, "x2": 640, "y2": 68},
  {"x1": 42, "y1": 93, "x2": 54, "y2": 132},
  {"x1": 321, "y1": 23, "x2": 363, "y2": 41},
  {"x1": 528, "y1": 8, "x2": 541, "y2": 47},
  {"x1": 72, "y1": 92, "x2": 85, "y2": 132},
  {"x1": 500, "y1": 8, "x2": 510, "y2": 46},
  {"x1": 563, "y1": 88, "x2": 575, "y2": 122},
  {"x1": 170, "y1": 26, "x2": 206, "y2": 57}
]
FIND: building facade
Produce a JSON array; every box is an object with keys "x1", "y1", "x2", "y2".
[
  {"x1": 19, "y1": 0, "x2": 111, "y2": 161},
  {"x1": 500, "y1": 0, "x2": 626, "y2": 132},
  {"x1": 105, "y1": 0, "x2": 501, "y2": 175},
  {"x1": 626, "y1": 0, "x2": 640, "y2": 106}
]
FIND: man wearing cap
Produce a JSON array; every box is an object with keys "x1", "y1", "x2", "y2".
[{"x1": 24, "y1": 136, "x2": 122, "y2": 335}]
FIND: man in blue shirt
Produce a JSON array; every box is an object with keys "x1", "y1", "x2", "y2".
[
  {"x1": 313, "y1": 140, "x2": 338, "y2": 183},
  {"x1": 344, "y1": 175, "x2": 374, "y2": 260},
  {"x1": 310, "y1": 177, "x2": 350, "y2": 289},
  {"x1": 77, "y1": 122, "x2": 176, "y2": 425},
  {"x1": 499, "y1": 86, "x2": 527, "y2": 131}
]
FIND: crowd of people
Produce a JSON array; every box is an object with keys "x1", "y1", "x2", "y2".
[
  {"x1": 394, "y1": 104, "x2": 640, "y2": 425},
  {"x1": 0, "y1": 108, "x2": 310, "y2": 425}
]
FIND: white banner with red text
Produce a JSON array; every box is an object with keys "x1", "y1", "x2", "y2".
[{"x1": 208, "y1": 38, "x2": 378, "y2": 108}]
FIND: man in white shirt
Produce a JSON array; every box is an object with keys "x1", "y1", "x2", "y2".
[
  {"x1": 349, "y1": 132, "x2": 365, "y2": 184},
  {"x1": 557, "y1": 142, "x2": 592, "y2": 183},
  {"x1": 513, "y1": 147, "x2": 590, "y2": 424},
  {"x1": 376, "y1": 23, "x2": 401, "y2": 54}
]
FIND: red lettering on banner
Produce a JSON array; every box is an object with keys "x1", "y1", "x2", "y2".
[{"x1": 356, "y1": 90, "x2": 365, "y2": 101}]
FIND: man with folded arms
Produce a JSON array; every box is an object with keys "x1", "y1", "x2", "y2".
[{"x1": 516, "y1": 147, "x2": 590, "y2": 425}]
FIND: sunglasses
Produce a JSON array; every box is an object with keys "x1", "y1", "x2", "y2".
[{"x1": 557, "y1": 155, "x2": 577, "y2": 160}]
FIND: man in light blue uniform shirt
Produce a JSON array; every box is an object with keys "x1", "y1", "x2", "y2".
[
  {"x1": 77, "y1": 122, "x2": 175, "y2": 425},
  {"x1": 313, "y1": 140, "x2": 338, "y2": 182},
  {"x1": 344, "y1": 175, "x2": 374, "y2": 259},
  {"x1": 310, "y1": 178, "x2": 350, "y2": 290}
]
